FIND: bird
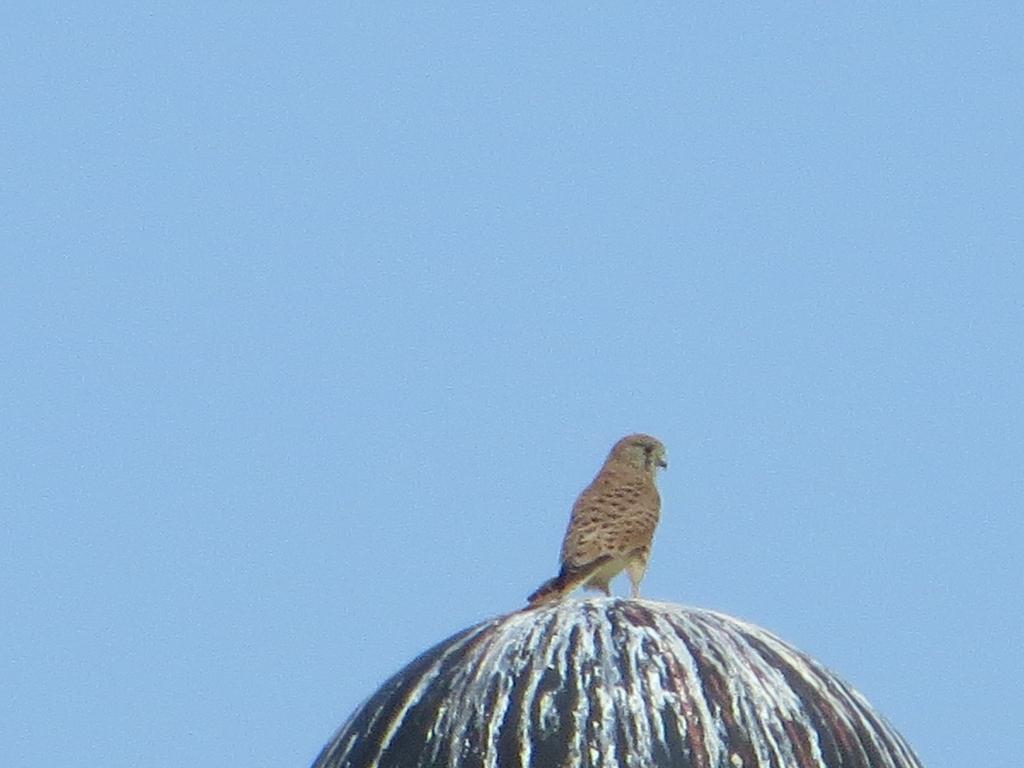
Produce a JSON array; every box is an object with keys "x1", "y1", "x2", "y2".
[{"x1": 527, "y1": 434, "x2": 667, "y2": 606}]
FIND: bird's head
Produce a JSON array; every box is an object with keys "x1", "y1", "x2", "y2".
[{"x1": 609, "y1": 434, "x2": 668, "y2": 473}]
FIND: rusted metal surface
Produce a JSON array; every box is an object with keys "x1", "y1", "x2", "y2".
[{"x1": 313, "y1": 599, "x2": 922, "y2": 768}]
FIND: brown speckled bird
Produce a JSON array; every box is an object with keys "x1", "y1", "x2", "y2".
[{"x1": 527, "y1": 434, "x2": 667, "y2": 606}]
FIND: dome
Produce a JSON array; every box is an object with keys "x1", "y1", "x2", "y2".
[{"x1": 313, "y1": 599, "x2": 922, "y2": 768}]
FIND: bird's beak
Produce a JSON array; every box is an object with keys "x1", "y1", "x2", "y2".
[{"x1": 657, "y1": 458, "x2": 668, "y2": 469}]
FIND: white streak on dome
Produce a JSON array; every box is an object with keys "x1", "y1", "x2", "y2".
[{"x1": 314, "y1": 599, "x2": 923, "y2": 768}]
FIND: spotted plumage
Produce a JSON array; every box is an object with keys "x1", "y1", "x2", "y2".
[{"x1": 527, "y1": 434, "x2": 667, "y2": 606}]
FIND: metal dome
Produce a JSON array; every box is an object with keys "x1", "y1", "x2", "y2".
[{"x1": 313, "y1": 598, "x2": 922, "y2": 768}]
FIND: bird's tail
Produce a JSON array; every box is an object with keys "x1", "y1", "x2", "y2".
[
  {"x1": 526, "y1": 572, "x2": 568, "y2": 606},
  {"x1": 527, "y1": 556, "x2": 615, "y2": 607}
]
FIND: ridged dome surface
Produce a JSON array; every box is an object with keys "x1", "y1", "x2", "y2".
[{"x1": 313, "y1": 599, "x2": 922, "y2": 768}]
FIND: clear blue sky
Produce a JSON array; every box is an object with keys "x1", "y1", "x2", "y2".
[{"x1": 2, "y1": 5, "x2": 1021, "y2": 767}]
